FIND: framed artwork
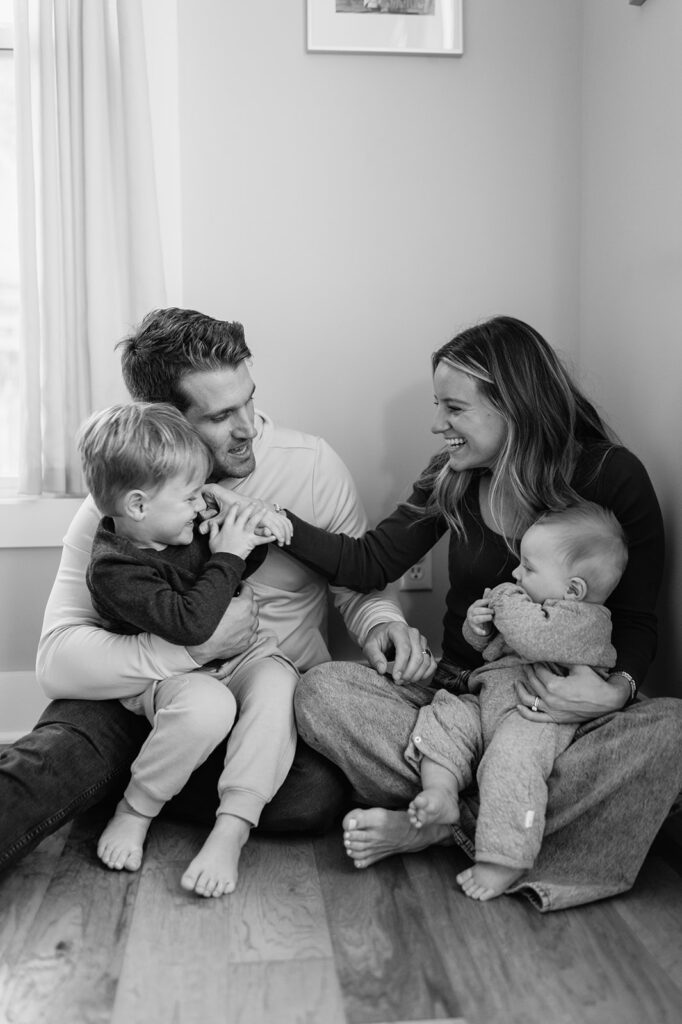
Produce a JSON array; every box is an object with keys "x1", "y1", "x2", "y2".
[{"x1": 306, "y1": 1, "x2": 463, "y2": 57}]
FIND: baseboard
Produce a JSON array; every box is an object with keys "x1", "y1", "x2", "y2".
[{"x1": 0, "y1": 671, "x2": 50, "y2": 742}]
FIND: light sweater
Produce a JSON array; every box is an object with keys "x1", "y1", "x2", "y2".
[{"x1": 36, "y1": 411, "x2": 406, "y2": 700}]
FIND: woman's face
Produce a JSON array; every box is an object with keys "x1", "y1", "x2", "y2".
[{"x1": 431, "y1": 361, "x2": 507, "y2": 472}]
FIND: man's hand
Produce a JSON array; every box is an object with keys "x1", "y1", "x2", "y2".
[
  {"x1": 516, "y1": 662, "x2": 630, "y2": 724},
  {"x1": 186, "y1": 582, "x2": 259, "y2": 677},
  {"x1": 363, "y1": 621, "x2": 436, "y2": 684}
]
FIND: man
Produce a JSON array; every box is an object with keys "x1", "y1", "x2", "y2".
[{"x1": 0, "y1": 308, "x2": 435, "y2": 873}]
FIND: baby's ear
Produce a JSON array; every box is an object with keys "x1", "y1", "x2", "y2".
[{"x1": 565, "y1": 576, "x2": 588, "y2": 602}]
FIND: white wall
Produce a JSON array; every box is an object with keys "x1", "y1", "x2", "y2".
[
  {"x1": 4, "y1": 0, "x2": 680, "y2": 735},
  {"x1": 579, "y1": 0, "x2": 682, "y2": 696},
  {"x1": 178, "y1": 0, "x2": 583, "y2": 645}
]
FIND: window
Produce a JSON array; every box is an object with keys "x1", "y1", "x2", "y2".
[{"x1": 0, "y1": 0, "x2": 19, "y2": 489}]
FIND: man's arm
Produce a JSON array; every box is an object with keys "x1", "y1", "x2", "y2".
[{"x1": 36, "y1": 497, "x2": 248, "y2": 700}]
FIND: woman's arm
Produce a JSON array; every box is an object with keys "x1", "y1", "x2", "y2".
[{"x1": 285, "y1": 496, "x2": 444, "y2": 593}]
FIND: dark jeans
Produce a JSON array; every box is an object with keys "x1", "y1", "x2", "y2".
[{"x1": 0, "y1": 699, "x2": 351, "y2": 873}]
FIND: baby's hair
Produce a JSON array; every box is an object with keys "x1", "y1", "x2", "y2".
[
  {"x1": 77, "y1": 402, "x2": 212, "y2": 516},
  {"x1": 533, "y1": 501, "x2": 628, "y2": 602}
]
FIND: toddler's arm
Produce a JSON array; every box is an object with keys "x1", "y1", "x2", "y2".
[{"x1": 202, "y1": 484, "x2": 292, "y2": 547}]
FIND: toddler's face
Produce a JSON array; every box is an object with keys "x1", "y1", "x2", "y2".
[
  {"x1": 142, "y1": 470, "x2": 207, "y2": 548},
  {"x1": 512, "y1": 524, "x2": 572, "y2": 604}
]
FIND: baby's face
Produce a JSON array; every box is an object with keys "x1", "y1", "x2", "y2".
[{"x1": 512, "y1": 524, "x2": 572, "y2": 604}]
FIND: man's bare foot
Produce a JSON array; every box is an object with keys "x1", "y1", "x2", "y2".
[
  {"x1": 97, "y1": 799, "x2": 152, "y2": 872},
  {"x1": 181, "y1": 814, "x2": 251, "y2": 898},
  {"x1": 456, "y1": 862, "x2": 525, "y2": 901},
  {"x1": 407, "y1": 787, "x2": 460, "y2": 829},
  {"x1": 342, "y1": 807, "x2": 451, "y2": 869}
]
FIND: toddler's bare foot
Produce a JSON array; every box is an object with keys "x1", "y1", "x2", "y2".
[
  {"x1": 456, "y1": 862, "x2": 525, "y2": 901},
  {"x1": 97, "y1": 799, "x2": 152, "y2": 872},
  {"x1": 342, "y1": 807, "x2": 452, "y2": 869},
  {"x1": 407, "y1": 787, "x2": 460, "y2": 829},
  {"x1": 181, "y1": 814, "x2": 250, "y2": 898}
]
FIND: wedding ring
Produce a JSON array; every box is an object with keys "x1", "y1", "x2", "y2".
[
  {"x1": 422, "y1": 648, "x2": 432, "y2": 658},
  {"x1": 531, "y1": 696, "x2": 540, "y2": 712}
]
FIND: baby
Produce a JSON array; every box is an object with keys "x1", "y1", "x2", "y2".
[{"x1": 406, "y1": 501, "x2": 628, "y2": 901}]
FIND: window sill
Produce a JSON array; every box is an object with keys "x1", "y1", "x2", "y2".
[{"x1": 0, "y1": 496, "x2": 83, "y2": 548}]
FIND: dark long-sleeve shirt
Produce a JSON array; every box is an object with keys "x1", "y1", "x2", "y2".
[
  {"x1": 86, "y1": 518, "x2": 266, "y2": 647},
  {"x1": 285, "y1": 445, "x2": 663, "y2": 686}
]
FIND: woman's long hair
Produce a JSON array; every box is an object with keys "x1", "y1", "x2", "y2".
[{"x1": 414, "y1": 316, "x2": 617, "y2": 545}]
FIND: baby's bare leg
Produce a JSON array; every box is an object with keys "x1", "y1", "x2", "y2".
[{"x1": 407, "y1": 756, "x2": 461, "y2": 829}]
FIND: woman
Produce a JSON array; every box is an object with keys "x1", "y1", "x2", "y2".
[{"x1": 287, "y1": 315, "x2": 682, "y2": 912}]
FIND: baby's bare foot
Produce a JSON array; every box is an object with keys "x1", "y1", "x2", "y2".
[
  {"x1": 181, "y1": 814, "x2": 250, "y2": 898},
  {"x1": 97, "y1": 799, "x2": 152, "y2": 872},
  {"x1": 407, "y1": 787, "x2": 460, "y2": 829},
  {"x1": 342, "y1": 807, "x2": 451, "y2": 869},
  {"x1": 456, "y1": 862, "x2": 525, "y2": 901}
]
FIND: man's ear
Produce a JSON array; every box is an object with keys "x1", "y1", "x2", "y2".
[
  {"x1": 122, "y1": 489, "x2": 147, "y2": 521},
  {"x1": 565, "y1": 576, "x2": 588, "y2": 602}
]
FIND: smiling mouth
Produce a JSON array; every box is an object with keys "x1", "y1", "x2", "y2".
[
  {"x1": 446, "y1": 437, "x2": 466, "y2": 449},
  {"x1": 229, "y1": 442, "x2": 252, "y2": 458}
]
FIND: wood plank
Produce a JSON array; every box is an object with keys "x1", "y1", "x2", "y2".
[
  {"x1": 0, "y1": 826, "x2": 71, "y2": 966},
  {"x1": 113, "y1": 958, "x2": 346, "y2": 1024},
  {"x1": 314, "y1": 832, "x2": 466, "y2": 1023},
  {"x1": 611, "y1": 854, "x2": 682, "y2": 991},
  {"x1": 111, "y1": 830, "x2": 339, "y2": 1023},
  {"x1": 135, "y1": 823, "x2": 334, "y2": 963},
  {"x1": 404, "y1": 845, "x2": 682, "y2": 1024},
  {"x1": 0, "y1": 819, "x2": 141, "y2": 1024}
]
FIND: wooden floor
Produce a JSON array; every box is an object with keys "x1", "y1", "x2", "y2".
[{"x1": 1, "y1": 808, "x2": 681, "y2": 1024}]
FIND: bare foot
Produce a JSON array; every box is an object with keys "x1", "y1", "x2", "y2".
[
  {"x1": 342, "y1": 806, "x2": 451, "y2": 869},
  {"x1": 456, "y1": 862, "x2": 525, "y2": 901},
  {"x1": 97, "y1": 799, "x2": 152, "y2": 872},
  {"x1": 181, "y1": 814, "x2": 250, "y2": 898},
  {"x1": 407, "y1": 787, "x2": 460, "y2": 829}
]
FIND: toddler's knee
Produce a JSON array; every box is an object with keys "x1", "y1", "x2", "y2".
[{"x1": 181, "y1": 685, "x2": 237, "y2": 745}]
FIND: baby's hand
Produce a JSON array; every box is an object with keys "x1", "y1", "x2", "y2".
[
  {"x1": 201, "y1": 485, "x2": 292, "y2": 547},
  {"x1": 466, "y1": 589, "x2": 494, "y2": 636},
  {"x1": 208, "y1": 503, "x2": 277, "y2": 559}
]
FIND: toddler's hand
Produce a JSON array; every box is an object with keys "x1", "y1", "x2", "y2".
[
  {"x1": 208, "y1": 503, "x2": 277, "y2": 559},
  {"x1": 466, "y1": 589, "x2": 494, "y2": 636},
  {"x1": 200, "y1": 485, "x2": 292, "y2": 547}
]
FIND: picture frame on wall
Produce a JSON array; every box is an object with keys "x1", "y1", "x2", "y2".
[{"x1": 306, "y1": 1, "x2": 463, "y2": 57}]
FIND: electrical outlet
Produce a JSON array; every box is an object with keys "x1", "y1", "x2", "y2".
[{"x1": 401, "y1": 552, "x2": 433, "y2": 591}]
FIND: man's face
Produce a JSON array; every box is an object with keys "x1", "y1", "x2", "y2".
[{"x1": 179, "y1": 362, "x2": 257, "y2": 480}]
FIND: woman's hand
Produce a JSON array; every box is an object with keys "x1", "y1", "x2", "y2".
[
  {"x1": 516, "y1": 663, "x2": 630, "y2": 724},
  {"x1": 200, "y1": 484, "x2": 292, "y2": 547}
]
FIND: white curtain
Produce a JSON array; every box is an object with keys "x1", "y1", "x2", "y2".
[{"x1": 14, "y1": 0, "x2": 166, "y2": 495}]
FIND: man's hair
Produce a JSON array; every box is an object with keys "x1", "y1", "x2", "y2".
[
  {"x1": 533, "y1": 501, "x2": 628, "y2": 602},
  {"x1": 118, "y1": 308, "x2": 251, "y2": 412},
  {"x1": 77, "y1": 402, "x2": 212, "y2": 516},
  {"x1": 410, "y1": 315, "x2": 617, "y2": 547}
]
